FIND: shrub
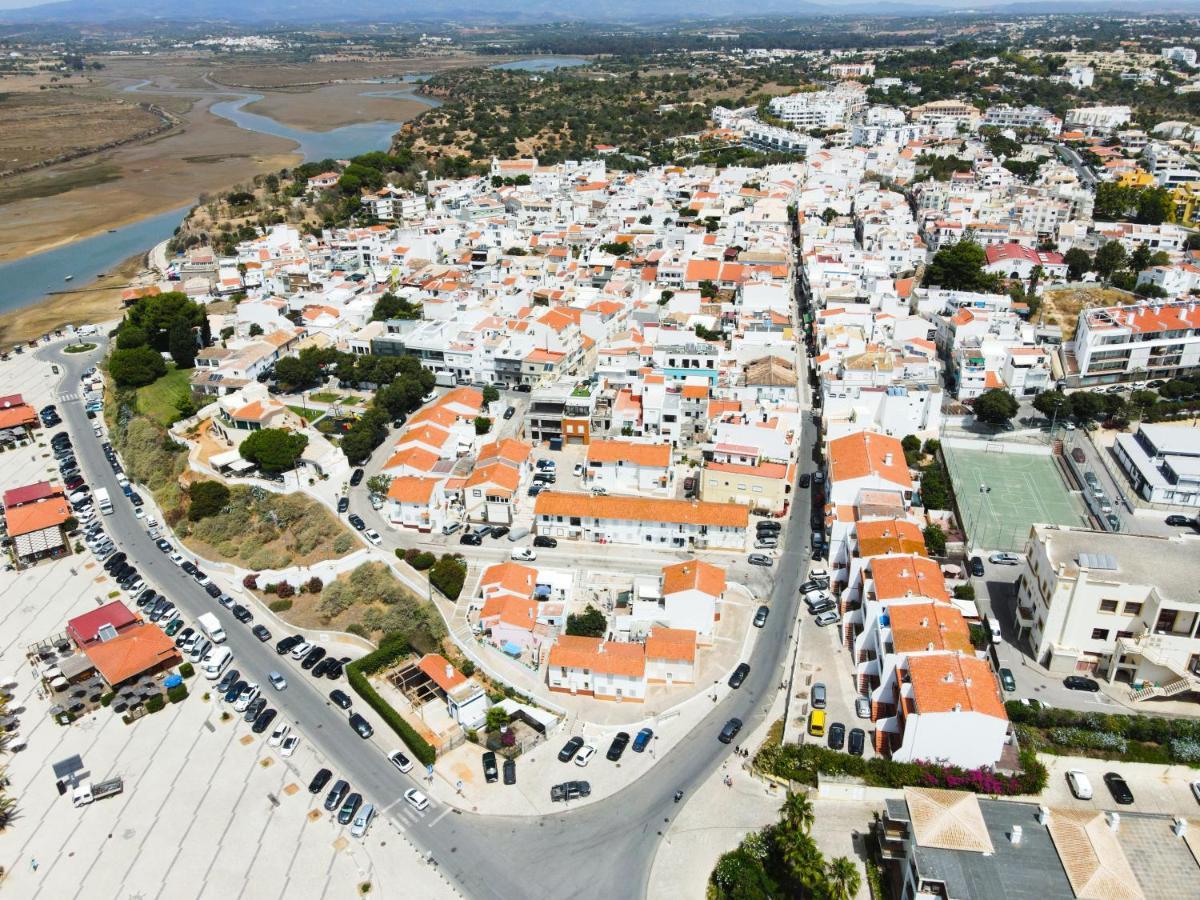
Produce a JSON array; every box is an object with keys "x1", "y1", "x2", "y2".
[
  {"x1": 100, "y1": 692, "x2": 115, "y2": 707},
  {"x1": 145, "y1": 694, "x2": 166, "y2": 714},
  {"x1": 346, "y1": 623, "x2": 370, "y2": 638},
  {"x1": 276, "y1": 582, "x2": 296, "y2": 599},
  {"x1": 263, "y1": 582, "x2": 277, "y2": 594},
  {"x1": 188, "y1": 480, "x2": 230, "y2": 521},
  {"x1": 333, "y1": 533, "x2": 354, "y2": 554},
  {"x1": 178, "y1": 662, "x2": 195, "y2": 678},
  {"x1": 167, "y1": 684, "x2": 188, "y2": 704},
  {"x1": 243, "y1": 573, "x2": 259, "y2": 590},
  {"x1": 269, "y1": 599, "x2": 294, "y2": 612},
  {"x1": 1169, "y1": 738, "x2": 1200, "y2": 763},
  {"x1": 410, "y1": 551, "x2": 436, "y2": 570},
  {"x1": 306, "y1": 575, "x2": 323, "y2": 594},
  {"x1": 430, "y1": 554, "x2": 467, "y2": 599},
  {"x1": 403, "y1": 547, "x2": 420, "y2": 563}
]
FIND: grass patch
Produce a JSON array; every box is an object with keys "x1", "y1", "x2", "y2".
[
  {"x1": 0, "y1": 161, "x2": 122, "y2": 205},
  {"x1": 64, "y1": 343, "x2": 97, "y2": 354},
  {"x1": 308, "y1": 391, "x2": 342, "y2": 404},
  {"x1": 287, "y1": 404, "x2": 320, "y2": 422},
  {"x1": 134, "y1": 364, "x2": 193, "y2": 426}
]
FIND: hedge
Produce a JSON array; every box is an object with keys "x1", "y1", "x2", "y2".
[
  {"x1": 167, "y1": 684, "x2": 188, "y2": 704},
  {"x1": 1007, "y1": 701, "x2": 1200, "y2": 766},
  {"x1": 345, "y1": 632, "x2": 437, "y2": 766},
  {"x1": 756, "y1": 743, "x2": 1047, "y2": 797},
  {"x1": 178, "y1": 662, "x2": 195, "y2": 678},
  {"x1": 145, "y1": 694, "x2": 166, "y2": 714},
  {"x1": 269, "y1": 599, "x2": 294, "y2": 612}
]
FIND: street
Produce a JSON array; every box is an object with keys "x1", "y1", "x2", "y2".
[{"x1": 40, "y1": 336, "x2": 816, "y2": 900}]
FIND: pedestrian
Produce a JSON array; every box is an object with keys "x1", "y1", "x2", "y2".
[{"x1": 30, "y1": 858, "x2": 38, "y2": 872}]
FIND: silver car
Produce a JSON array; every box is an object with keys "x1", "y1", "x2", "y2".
[{"x1": 814, "y1": 610, "x2": 841, "y2": 627}]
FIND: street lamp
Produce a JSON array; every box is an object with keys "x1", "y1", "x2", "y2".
[{"x1": 972, "y1": 484, "x2": 991, "y2": 550}]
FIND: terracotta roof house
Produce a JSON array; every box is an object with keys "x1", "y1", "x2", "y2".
[
  {"x1": 534, "y1": 492, "x2": 748, "y2": 549},
  {"x1": 66, "y1": 600, "x2": 140, "y2": 648},
  {"x1": 547, "y1": 635, "x2": 647, "y2": 702},
  {"x1": 83, "y1": 624, "x2": 181, "y2": 688}
]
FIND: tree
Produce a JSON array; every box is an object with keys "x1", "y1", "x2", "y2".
[
  {"x1": 923, "y1": 523, "x2": 947, "y2": 557},
  {"x1": 238, "y1": 428, "x2": 308, "y2": 472},
  {"x1": 474, "y1": 416, "x2": 491, "y2": 435},
  {"x1": 273, "y1": 354, "x2": 321, "y2": 388},
  {"x1": 924, "y1": 240, "x2": 999, "y2": 293},
  {"x1": 781, "y1": 792, "x2": 815, "y2": 834},
  {"x1": 1136, "y1": 187, "x2": 1174, "y2": 225},
  {"x1": 825, "y1": 857, "x2": 862, "y2": 900},
  {"x1": 901, "y1": 434, "x2": 922, "y2": 466},
  {"x1": 485, "y1": 705, "x2": 509, "y2": 733},
  {"x1": 1094, "y1": 241, "x2": 1128, "y2": 281},
  {"x1": 482, "y1": 385, "x2": 500, "y2": 405},
  {"x1": 1032, "y1": 389, "x2": 1070, "y2": 418},
  {"x1": 778, "y1": 829, "x2": 829, "y2": 895},
  {"x1": 1068, "y1": 390, "x2": 1106, "y2": 422},
  {"x1": 366, "y1": 474, "x2": 392, "y2": 497},
  {"x1": 430, "y1": 554, "x2": 467, "y2": 599},
  {"x1": 566, "y1": 604, "x2": 607, "y2": 637},
  {"x1": 820, "y1": 207, "x2": 838, "y2": 224},
  {"x1": 1130, "y1": 389, "x2": 1158, "y2": 412},
  {"x1": 371, "y1": 291, "x2": 422, "y2": 321},
  {"x1": 1064, "y1": 247, "x2": 1092, "y2": 281},
  {"x1": 188, "y1": 480, "x2": 231, "y2": 520},
  {"x1": 108, "y1": 346, "x2": 166, "y2": 387},
  {"x1": 248, "y1": 323, "x2": 264, "y2": 337},
  {"x1": 972, "y1": 388, "x2": 1019, "y2": 425},
  {"x1": 116, "y1": 325, "x2": 149, "y2": 349},
  {"x1": 168, "y1": 320, "x2": 197, "y2": 369}
]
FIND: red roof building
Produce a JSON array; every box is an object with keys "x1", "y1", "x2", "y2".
[
  {"x1": 3, "y1": 481, "x2": 62, "y2": 508},
  {"x1": 67, "y1": 600, "x2": 140, "y2": 648}
]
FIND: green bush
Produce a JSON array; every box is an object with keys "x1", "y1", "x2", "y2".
[
  {"x1": 178, "y1": 662, "x2": 195, "y2": 678},
  {"x1": 269, "y1": 599, "x2": 294, "y2": 612},
  {"x1": 410, "y1": 551, "x2": 436, "y2": 570},
  {"x1": 100, "y1": 692, "x2": 115, "y2": 707},
  {"x1": 430, "y1": 554, "x2": 467, "y2": 599},
  {"x1": 167, "y1": 684, "x2": 188, "y2": 704},
  {"x1": 145, "y1": 694, "x2": 166, "y2": 714},
  {"x1": 346, "y1": 634, "x2": 436, "y2": 766},
  {"x1": 1004, "y1": 701, "x2": 1200, "y2": 766},
  {"x1": 333, "y1": 533, "x2": 354, "y2": 554}
]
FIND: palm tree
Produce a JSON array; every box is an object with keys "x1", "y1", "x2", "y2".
[
  {"x1": 782, "y1": 791, "x2": 815, "y2": 835},
  {"x1": 777, "y1": 829, "x2": 828, "y2": 895},
  {"x1": 826, "y1": 857, "x2": 862, "y2": 900}
]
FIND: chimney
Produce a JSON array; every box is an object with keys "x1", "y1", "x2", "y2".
[
  {"x1": 927, "y1": 642, "x2": 935, "y2": 652},
  {"x1": 445, "y1": 664, "x2": 454, "y2": 681},
  {"x1": 964, "y1": 676, "x2": 972, "y2": 688},
  {"x1": 1036, "y1": 805, "x2": 1050, "y2": 824},
  {"x1": 943, "y1": 671, "x2": 954, "y2": 684},
  {"x1": 884, "y1": 452, "x2": 894, "y2": 466},
  {"x1": 1107, "y1": 812, "x2": 1120, "y2": 832},
  {"x1": 1173, "y1": 816, "x2": 1188, "y2": 837},
  {"x1": 1009, "y1": 825, "x2": 1023, "y2": 845}
]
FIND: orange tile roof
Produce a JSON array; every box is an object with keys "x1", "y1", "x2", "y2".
[
  {"x1": 681, "y1": 384, "x2": 710, "y2": 400},
  {"x1": 84, "y1": 624, "x2": 180, "y2": 687},
  {"x1": 887, "y1": 602, "x2": 973, "y2": 654},
  {"x1": 870, "y1": 555, "x2": 948, "y2": 602},
  {"x1": 386, "y1": 476, "x2": 439, "y2": 504},
  {"x1": 685, "y1": 259, "x2": 721, "y2": 282},
  {"x1": 907, "y1": 654, "x2": 1007, "y2": 720},
  {"x1": 382, "y1": 446, "x2": 441, "y2": 473},
  {"x1": 417, "y1": 653, "x2": 468, "y2": 693},
  {"x1": 465, "y1": 461, "x2": 520, "y2": 493},
  {"x1": 706, "y1": 460, "x2": 788, "y2": 480},
  {"x1": 479, "y1": 595, "x2": 538, "y2": 631},
  {"x1": 586, "y1": 439, "x2": 671, "y2": 468},
  {"x1": 856, "y1": 519, "x2": 927, "y2": 558},
  {"x1": 479, "y1": 561, "x2": 537, "y2": 599},
  {"x1": 828, "y1": 432, "x2": 912, "y2": 489},
  {"x1": 436, "y1": 386, "x2": 484, "y2": 411},
  {"x1": 661, "y1": 560, "x2": 726, "y2": 597},
  {"x1": 477, "y1": 438, "x2": 532, "y2": 466},
  {"x1": 645, "y1": 627, "x2": 697, "y2": 663},
  {"x1": 548, "y1": 635, "x2": 645, "y2": 677},
  {"x1": 0, "y1": 404, "x2": 36, "y2": 430},
  {"x1": 535, "y1": 492, "x2": 749, "y2": 528},
  {"x1": 5, "y1": 497, "x2": 70, "y2": 536}
]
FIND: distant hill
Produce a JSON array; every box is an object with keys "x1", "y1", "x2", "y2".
[{"x1": 5, "y1": 0, "x2": 1200, "y2": 25}]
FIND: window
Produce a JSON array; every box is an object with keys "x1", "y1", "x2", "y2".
[
  {"x1": 1123, "y1": 602, "x2": 1143, "y2": 616},
  {"x1": 1117, "y1": 630, "x2": 1134, "y2": 640},
  {"x1": 1091, "y1": 628, "x2": 1110, "y2": 641},
  {"x1": 473, "y1": 490, "x2": 482, "y2": 498},
  {"x1": 1099, "y1": 599, "x2": 1119, "y2": 613}
]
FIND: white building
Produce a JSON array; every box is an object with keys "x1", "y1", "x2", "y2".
[
  {"x1": 628, "y1": 560, "x2": 725, "y2": 640},
  {"x1": 981, "y1": 105, "x2": 1062, "y2": 136},
  {"x1": 1065, "y1": 106, "x2": 1131, "y2": 135},
  {"x1": 547, "y1": 635, "x2": 647, "y2": 703},
  {"x1": 1114, "y1": 424, "x2": 1200, "y2": 507},
  {"x1": 585, "y1": 439, "x2": 673, "y2": 496},
  {"x1": 533, "y1": 492, "x2": 748, "y2": 550},
  {"x1": 1071, "y1": 299, "x2": 1200, "y2": 386},
  {"x1": 1017, "y1": 524, "x2": 1200, "y2": 701}
]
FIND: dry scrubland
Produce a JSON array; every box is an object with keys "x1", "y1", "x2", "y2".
[{"x1": 1040, "y1": 285, "x2": 1130, "y2": 338}]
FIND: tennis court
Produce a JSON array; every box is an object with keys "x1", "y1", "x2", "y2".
[{"x1": 942, "y1": 440, "x2": 1089, "y2": 552}]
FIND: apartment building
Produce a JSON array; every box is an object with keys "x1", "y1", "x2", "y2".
[
  {"x1": 1071, "y1": 299, "x2": 1200, "y2": 385},
  {"x1": 1017, "y1": 524, "x2": 1200, "y2": 701},
  {"x1": 585, "y1": 439, "x2": 673, "y2": 495},
  {"x1": 533, "y1": 491, "x2": 749, "y2": 549},
  {"x1": 547, "y1": 635, "x2": 647, "y2": 702},
  {"x1": 826, "y1": 431, "x2": 914, "y2": 507},
  {"x1": 981, "y1": 104, "x2": 1062, "y2": 135},
  {"x1": 1065, "y1": 105, "x2": 1131, "y2": 134}
]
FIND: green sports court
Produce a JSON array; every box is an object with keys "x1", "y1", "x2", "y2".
[{"x1": 941, "y1": 440, "x2": 1090, "y2": 552}]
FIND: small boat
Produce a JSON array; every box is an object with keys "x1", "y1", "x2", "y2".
[
  {"x1": 108, "y1": 229, "x2": 117, "y2": 233},
  {"x1": 64, "y1": 275, "x2": 74, "y2": 282}
]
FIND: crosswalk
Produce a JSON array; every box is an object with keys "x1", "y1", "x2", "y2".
[{"x1": 57, "y1": 391, "x2": 79, "y2": 402}]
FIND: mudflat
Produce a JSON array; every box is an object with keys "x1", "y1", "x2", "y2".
[
  {"x1": 209, "y1": 53, "x2": 495, "y2": 89},
  {"x1": 241, "y1": 82, "x2": 431, "y2": 131}
]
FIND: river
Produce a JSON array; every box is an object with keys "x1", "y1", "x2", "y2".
[{"x1": 0, "y1": 83, "x2": 441, "y2": 316}]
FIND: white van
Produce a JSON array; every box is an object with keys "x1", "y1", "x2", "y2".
[
  {"x1": 202, "y1": 647, "x2": 233, "y2": 680},
  {"x1": 986, "y1": 615, "x2": 1002, "y2": 644}
]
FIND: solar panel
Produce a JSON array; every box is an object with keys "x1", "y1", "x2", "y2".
[
  {"x1": 97, "y1": 623, "x2": 118, "y2": 642},
  {"x1": 1078, "y1": 553, "x2": 1117, "y2": 571}
]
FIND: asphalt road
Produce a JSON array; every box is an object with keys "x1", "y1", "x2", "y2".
[{"x1": 42, "y1": 338, "x2": 814, "y2": 899}]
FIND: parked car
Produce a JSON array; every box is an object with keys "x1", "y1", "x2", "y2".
[
  {"x1": 748, "y1": 554, "x2": 773, "y2": 567},
  {"x1": 276, "y1": 635, "x2": 303, "y2": 655},
  {"x1": 632, "y1": 727, "x2": 653, "y2": 753},
  {"x1": 482, "y1": 751, "x2": 499, "y2": 783},
  {"x1": 1166, "y1": 515, "x2": 1193, "y2": 527},
  {"x1": 799, "y1": 474, "x2": 811, "y2": 488},
  {"x1": 728, "y1": 663, "x2": 750, "y2": 689},
  {"x1": 1103, "y1": 772, "x2": 1134, "y2": 805},
  {"x1": 1063, "y1": 675, "x2": 1101, "y2": 692},
  {"x1": 511, "y1": 547, "x2": 536, "y2": 562},
  {"x1": 350, "y1": 803, "x2": 375, "y2": 839},
  {"x1": 574, "y1": 745, "x2": 597, "y2": 767},
  {"x1": 330, "y1": 689, "x2": 353, "y2": 710},
  {"x1": 502, "y1": 406, "x2": 515, "y2": 420},
  {"x1": 999, "y1": 668, "x2": 1016, "y2": 692},
  {"x1": 1067, "y1": 769, "x2": 1094, "y2": 800},
  {"x1": 718, "y1": 718, "x2": 743, "y2": 744},
  {"x1": 290, "y1": 641, "x2": 314, "y2": 660},
  {"x1": 827, "y1": 722, "x2": 846, "y2": 750},
  {"x1": 363, "y1": 528, "x2": 382, "y2": 545},
  {"x1": 847, "y1": 728, "x2": 866, "y2": 757},
  {"x1": 460, "y1": 531, "x2": 484, "y2": 545},
  {"x1": 968, "y1": 556, "x2": 985, "y2": 577},
  {"x1": 815, "y1": 610, "x2": 841, "y2": 627},
  {"x1": 251, "y1": 708, "x2": 277, "y2": 734},
  {"x1": 324, "y1": 779, "x2": 350, "y2": 811},
  {"x1": 753, "y1": 605, "x2": 770, "y2": 628},
  {"x1": 349, "y1": 469, "x2": 364, "y2": 487},
  {"x1": 308, "y1": 768, "x2": 332, "y2": 795},
  {"x1": 337, "y1": 792, "x2": 363, "y2": 825},
  {"x1": 855, "y1": 697, "x2": 871, "y2": 720},
  {"x1": 302, "y1": 646, "x2": 327, "y2": 670},
  {"x1": 503, "y1": 758, "x2": 516, "y2": 785},
  {"x1": 533, "y1": 535, "x2": 558, "y2": 548},
  {"x1": 989, "y1": 552, "x2": 1021, "y2": 566},
  {"x1": 558, "y1": 736, "x2": 584, "y2": 763},
  {"x1": 348, "y1": 514, "x2": 365, "y2": 531},
  {"x1": 232, "y1": 604, "x2": 253, "y2": 623}
]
